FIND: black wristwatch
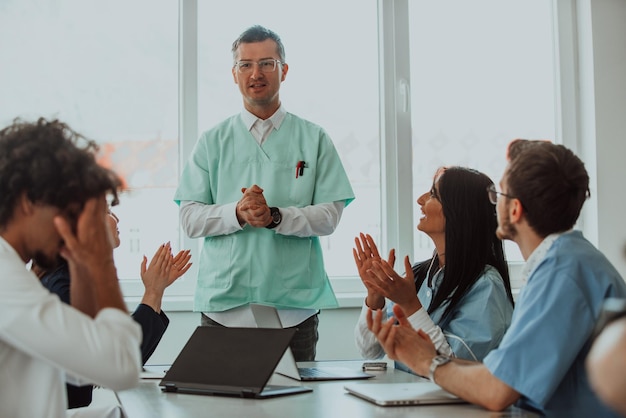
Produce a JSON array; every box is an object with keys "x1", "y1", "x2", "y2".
[{"x1": 265, "y1": 207, "x2": 282, "y2": 229}]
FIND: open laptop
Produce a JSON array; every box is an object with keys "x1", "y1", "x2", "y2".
[
  {"x1": 159, "y1": 326, "x2": 312, "y2": 398},
  {"x1": 250, "y1": 303, "x2": 374, "y2": 381},
  {"x1": 344, "y1": 382, "x2": 466, "y2": 406}
]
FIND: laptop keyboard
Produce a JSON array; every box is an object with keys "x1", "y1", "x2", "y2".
[{"x1": 297, "y1": 367, "x2": 338, "y2": 378}]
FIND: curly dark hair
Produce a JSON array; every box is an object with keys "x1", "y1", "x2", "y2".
[{"x1": 0, "y1": 117, "x2": 122, "y2": 228}]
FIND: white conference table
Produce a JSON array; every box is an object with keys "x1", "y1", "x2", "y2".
[{"x1": 116, "y1": 360, "x2": 538, "y2": 418}]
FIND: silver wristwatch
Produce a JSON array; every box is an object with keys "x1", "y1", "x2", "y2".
[{"x1": 428, "y1": 354, "x2": 451, "y2": 383}]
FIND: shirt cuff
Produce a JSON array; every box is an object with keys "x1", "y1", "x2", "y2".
[
  {"x1": 222, "y1": 201, "x2": 243, "y2": 230},
  {"x1": 407, "y1": 307, "x2": 438, "y2": 333},
  {"x1": 407, "y1": 307, "x2": 453, "y2": 357}
]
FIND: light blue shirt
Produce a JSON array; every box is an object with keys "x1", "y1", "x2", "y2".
[
  {"x1": 390, "y1": 265, "x2": 513, "y2": 375},
  {"x1": 420, "y1": 265, "x2": 513, "y2": 361},
  {"x1": 484, "y1": 230, "x2": 626, "y2": 417},
  {"x1": 354, "y1": 266, "x2": 513, "y2": 373}
]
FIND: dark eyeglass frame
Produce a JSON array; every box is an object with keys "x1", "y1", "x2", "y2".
[{"x1": 486, "y1": 184, "x2": 517, "y2": 205}]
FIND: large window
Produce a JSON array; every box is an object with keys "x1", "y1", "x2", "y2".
[
  {"x1": 1, "y1": 0, "x2": 562, "y2": 304},
  {"x1": 196, "y1": 0, "x2": 381, "y2": 279},
  {"x1": 407, "y1": 0, "x2": 556, "y2": 267},
  {"x1": 0, "y1": 0, "x2": 180, "y2": 294}
]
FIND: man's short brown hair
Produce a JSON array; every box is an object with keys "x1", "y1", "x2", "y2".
[{"x1": 505, "y1": 139, "x2": 590, "y2": 237}]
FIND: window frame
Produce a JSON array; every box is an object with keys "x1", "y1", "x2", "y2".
[{"x1": 145, "y1": 0, "x2": 579, "y2": 310}]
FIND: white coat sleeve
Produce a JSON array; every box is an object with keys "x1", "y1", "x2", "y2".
[
  {"x1": 0, "y1": 265, "x2": 142, "y2": 391},
  {"x1": 354, "y1": 301, "x2": 388, "y2": 359},
  {"x1": 406, "y1": 308, "x2": 453, "y2": 357}
]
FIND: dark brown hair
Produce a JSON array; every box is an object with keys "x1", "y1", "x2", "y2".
[{"x1": 505, "y1": 139, "x2": 590, "y2": 237}]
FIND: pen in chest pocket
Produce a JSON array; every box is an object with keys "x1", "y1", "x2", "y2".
[{"x1": 296, "y1": 160, "x2": 306, "y2": 178}]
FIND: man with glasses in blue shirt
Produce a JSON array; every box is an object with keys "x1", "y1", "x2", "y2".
[
  {"x1": 368, "y1": 139, "x2": 626, "y2": 417},
  {"x1": 174, "y1": 25, "x2": 354, "y2": 360}
]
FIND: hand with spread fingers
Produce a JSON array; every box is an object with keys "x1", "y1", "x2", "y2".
[
  {"x1": 170, "y1": 248, "x2": 193, "y2": 282},
  {"x1": 140, "y1": 242, "x2": 192, "y2": 313},
  {"x1": 366, "y1": 256, "x2": 422, "y2": 316},
  {"x1": 353, "y1": 232, "x2": 395, "y2": 310}
]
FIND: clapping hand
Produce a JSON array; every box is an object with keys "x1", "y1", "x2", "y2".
[
  {"x1": 367, "y1": 304, "x2": 436, "y2": 376},
  {"x1": 367, "y1": 255, "x2": 422, "y2": 316},
  {"x1": 353, "y1": 233, "x2": 395, "y2": 310},
  {"x1": 140, "y1": 242, "x2": 192, "y2": 312}
]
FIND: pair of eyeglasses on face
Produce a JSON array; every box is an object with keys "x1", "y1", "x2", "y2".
[
  {"x1": 486, "y1": 184, "x2": 517, "y2": 205},
  {"x1": 234, "y1": 59, "x2": 282, "y2": 74}
]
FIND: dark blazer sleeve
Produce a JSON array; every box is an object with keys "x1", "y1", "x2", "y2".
[
  {"x1": 40, "y1": 263, "x2": 71, "y2": 304},
  {"x1": 131, "y1": 304, "x2": 170, "y2": 364}
]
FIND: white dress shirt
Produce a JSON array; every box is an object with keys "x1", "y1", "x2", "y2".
[{"x1": 0, "y1": 237, "x2": 141, "y2": 418}]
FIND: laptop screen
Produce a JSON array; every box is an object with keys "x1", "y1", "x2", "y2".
[{"x1": 161, "y1": 327, "x2": 296, "y2": 393}]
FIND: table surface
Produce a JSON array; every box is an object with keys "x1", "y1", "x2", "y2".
[{"x1": 117, "y1": 360, "x2": 537, "y2": 418}]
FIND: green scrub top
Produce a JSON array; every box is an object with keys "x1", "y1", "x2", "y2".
[{"x1": 175, "y1": 113, "x2": 355, "y2": 312}]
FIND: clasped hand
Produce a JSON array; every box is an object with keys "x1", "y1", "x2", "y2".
[{"x1": 236, "y1": 184, "x2": 272, "y2": 227}]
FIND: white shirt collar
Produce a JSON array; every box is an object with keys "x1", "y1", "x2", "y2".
[
  {"x1": 0, "y1": 235, "x2": 22, "y2": 261},
  {"x1": 520, "y1": 231, "x2": 567, "y2": 283},
  {"x1": 240, "y1": 105, "x2": 287, "y2": 132}
]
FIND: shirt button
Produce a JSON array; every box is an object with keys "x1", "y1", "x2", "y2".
[{"x1": 426, "y1": 290, "x2": 431, "y2": 298}]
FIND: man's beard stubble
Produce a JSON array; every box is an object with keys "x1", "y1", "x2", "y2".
[
  {"x1": 496, "y1": 211, "x2": 517, "y2": 242},
  {"x1": 32, "y1": 251, "x2": 63, "y2": 271}
]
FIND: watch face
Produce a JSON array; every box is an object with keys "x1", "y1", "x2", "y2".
[{"x1": 266, "y1": 207, "x2": 281, "y2": 229}]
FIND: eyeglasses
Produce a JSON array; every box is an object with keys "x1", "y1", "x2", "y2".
[
  {"x1": 486, "y1": 184, "x2": 517, "y2": 205},
  {"x1": 234, "y1": 59, "x2": 282, "y2": 74}
]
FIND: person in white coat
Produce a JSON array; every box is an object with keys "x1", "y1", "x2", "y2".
[{"x1": 0, "y1": 118, "x2": 142, "y2": 418}]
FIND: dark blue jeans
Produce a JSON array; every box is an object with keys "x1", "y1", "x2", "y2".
[{"x1": 201, "y1": 312, "x2": 319, "y2": 361}]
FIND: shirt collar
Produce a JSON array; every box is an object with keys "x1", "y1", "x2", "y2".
[
  {"x1": 520, "y1": 231, "x2": 567, "y2": 283},
  {"x1": 431, "y1": 267, "x2": 445, "y2": 292},
  {"x1": 241, "y1": 105, "x2": 287, "y2": 132},
  {"x1": 0, "y1": 235, "x2": 23, "y2": 262}
]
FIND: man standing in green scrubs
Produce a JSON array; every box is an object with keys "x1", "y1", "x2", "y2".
[{"x1": 174, "y1": 25, "x2": 354, "y2": 360}]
